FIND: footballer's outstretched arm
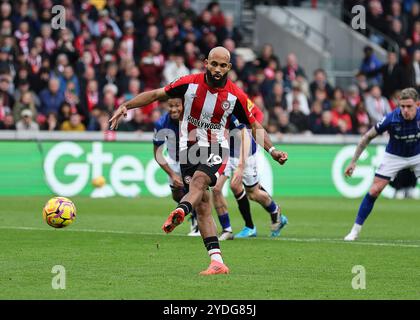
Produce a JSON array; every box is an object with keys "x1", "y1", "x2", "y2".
[
  {"x1": 345, "y1": 127, "x2": 379, "y2": 177},
  {"x1": 109, "y1": 88, "x2": 168, "y2": 130},
  {"x1": 249, "y1": 120, "x2": 288, "y2": 165},
  {"x1": 153, "y1": 145, "x2": 183, "y2": 188}
]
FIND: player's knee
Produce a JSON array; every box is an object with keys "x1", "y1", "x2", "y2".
[
  {"x1": 245, "y1": 187, "x2": 258, "y2": 201},
  {"x1": 369, "y1": 185, "x2": 383, "y2": 197},
  {"x1": 190, "y1": 174, "x2": 209, "y2": 191},
  {"x1": 230, "y1": 182, "x2": 242, "y2": 195}
]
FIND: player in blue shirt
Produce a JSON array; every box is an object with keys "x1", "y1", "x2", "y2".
[
  {"x1": 153, "y1": 98, "x2": 199, "y2": 236},
  {"x1": 344, "y1": 88, "x2": 420, "y2": 241},
  {"x1": 212, "y1": 114, "x2": 288, "y2": 240}
]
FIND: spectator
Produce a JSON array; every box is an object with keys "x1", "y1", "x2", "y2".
[
  {"x1": 179, "y1": 0, "x2": 197, "y2": 22},
  {"x1": 406, "y1": 2, "x2": 420, "y2": 37},
  {"x1": 160, "y1": 0, "x2": 179, "y2": 18},
  {"x1": 286, "y1": 81, "x2": 310, "y2": 115},
  {"x1": 91, "y1": 9, "x2": 122, "y2": 39},
  {"x1": 346, "y1": 84, "x2": 362, "y2": 109},
  {"x1": 315, "y1": 111, "x2": 339, "y2": 135},
  {"x1": 256, "y1": 44, "x2": 280, "y2": 71},
  {"x1": 57, "y1": 102, "x2": 73, "y2": 126},
  {"x1": 39, "y1": 78, "x2": 65, "y2": 116},
  {"x1": 88, "y1": 109, "x2": 111, "y2": 132},
  {"x1": 310, "y1": 68, "x2": 334, "y2": 100},
  {"x1": 16, "y1": 109, "x2": 39, "y2": 131},
  {"x1": 270, "y1": 107, "x2": 298, "y2": 134},
  {"x1": 13, "y1": 91, "x2": 37, "y2": 123},
  {"x1": 0, "y1": 47, "x2": 13, "y2": 75},
  {"x1": 360, "y1": 46, "x2": 383, "y2": 86},
  {"x1": 282, "y1": 53, "x2": 307, "y2": 90},
  {"x1": 388, "y1": 19, "x2": 406, "y2": 49},
  {"x1": 364, "y1": 85, "x2": 392, "y2": 124},
  {"x1": 0, "y1": 113, "x2": 15, "y2": 130},
  {"x1": 331, "y1": 100, "x2": 353, "y2": 134},
  {"x1": 60, "y1": 65, "x2": 80, "y2": 97},
  {"x1": 361, "y1": 51, "x2": 405, "y2": 98},
  {"x1": 386, "y1": 0, "x2": 408, "y2": 35},
  {"x1": 366, "y1": 0, "x2": 387, "y2": 45},
  {"x1": 60, "y1": 113, "x2": 86, "y2": 131},
  {"x1": 218, "y1": 14, "x2": 243, "y2": 45},
  {"x1": 264, "y1": 82, "x2": 287, "y2": 112},
  {"x1": 163, "y1": 53, "x2": 190, "y2": 84},
  {"x1": 355, "y1": 72, "x2": 370, "y2": 94},
  {"x1": 289, "y1": 99, "x2": 309, "y2": 133},
  {"x1": 406, "y1": 49, "x2": 420, "y2": 91},
  {"x1": 308, "y1": 100, "x2": 323, "y2": 133},
  {"x1": 207, "y1": 1, "x2": 226, "y2": 29},
  {"x1": 0, "y1": 75, "x2": 15, "y2": 120},
  {"x1": 41, "y1": 112, "x2": 59, "y2": 131},
  {"x1": 352, "y1": 101, "x2": 371, "y2": 135},
  {"x1": 331, "y1": 87, "x2": 350, "y2": 113},
  {"x1": 140, "y1": 40, "x2": 165, "y2": 89},
  {"x1": 313, "y1": 87, "x2": 332, "y2": 111}
]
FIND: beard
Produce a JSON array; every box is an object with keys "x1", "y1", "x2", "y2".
[{"x1": 206, "y1": 69, "x2": 228, "y2": 88}]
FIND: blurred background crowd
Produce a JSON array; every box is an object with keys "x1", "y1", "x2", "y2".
[{"x1": 0, "y1": 0, "x2": 419, "y2": 137}]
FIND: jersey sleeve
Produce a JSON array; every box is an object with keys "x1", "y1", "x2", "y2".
[
  {"x1": 252, "y1": 103, "x2": 264, "y2": 124},
  {"x1": 375, "y1": 112, "x2": 392, "y2": 134},
  {"x1": 232, "y1": 93, "x2": 256, "y2": 126},
  {"x1": 152, "y1": 120, "x2": 165, "y2": 146},
  {"x1": 164, "y1": 74, "x2": 193, "y2": 98}
]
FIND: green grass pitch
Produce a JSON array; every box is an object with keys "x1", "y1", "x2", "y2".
[{"x1": 0, "y1": 196, "x2": 419, "y2": 300}]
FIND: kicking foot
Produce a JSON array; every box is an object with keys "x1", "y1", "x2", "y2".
[{"x1": 162, "y1": 208, "x2": 185, "y2": 233}]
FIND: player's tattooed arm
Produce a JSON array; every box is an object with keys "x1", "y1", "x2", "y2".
[
  {"x1": 345, "y1": 127, "x2": 379, "y2": 177},
  {"x1": 110, "y1": 88, "x2": 168, "y2": 130}
]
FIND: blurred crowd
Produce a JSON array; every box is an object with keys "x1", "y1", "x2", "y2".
[{"x1": 0, "y1": 0, "x2": 419, "y2": 137}]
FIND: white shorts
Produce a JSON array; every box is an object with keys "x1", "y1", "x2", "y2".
[
  {"x1": 376, "y1": 152, "x2": 420, "y2": 180},
  {"x1": 223, "y1": 153, "x2": 259, "y2": 187},
  {"x1": 167, "y1": 160, "x2": 181, "y2": 187}
]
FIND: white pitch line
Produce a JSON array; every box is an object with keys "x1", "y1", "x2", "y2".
[{"x1": 1, "y1": 226, "x2": 420, "y2": 248}]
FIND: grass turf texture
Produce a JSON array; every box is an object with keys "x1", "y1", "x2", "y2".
[{"x1": 0, "y1": 196, "x2": 419, "y2": 300}]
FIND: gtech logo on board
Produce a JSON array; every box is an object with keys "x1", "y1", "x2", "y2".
[{"x1": 44, "y1": 142, "x2": 169, "y2": 197}]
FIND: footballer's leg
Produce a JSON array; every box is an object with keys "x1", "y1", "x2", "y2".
[
  {"x1": 344, "y1": 176, "x2": 389, "y2": 241},
  {"x1": 162, "y1": 171, "x2": 210, "y2": 233},
  {"x1": 170, "y1": 185, "x2": 199, "y2": 236},
  {"x1": 197, "y1": 189, "x2": 229, "y2": 275},
  {"x1": 230, "y1": 177, "x2": 256, "y2": 239},
  {"x1": 212, "y1": 174, "x2": 234, "y2": 240},
  {"x1": 245, "y1": 183, "x2": 287, "y2": 237}
]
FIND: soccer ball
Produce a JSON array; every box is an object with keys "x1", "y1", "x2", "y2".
[
  {"x1": 92, "y1": 176, "x2": 106, "y2": 188},
  {"x1": 43, "y1": 197, "x2": 76, "y2": 228}
]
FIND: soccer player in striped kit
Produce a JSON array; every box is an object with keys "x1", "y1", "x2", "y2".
[
  {"x1": 344, "y1": 88, "x2": 420, "y2": 241},
  {"x1": 110, "y1": 47, "x2": 288, "y2": 275}
]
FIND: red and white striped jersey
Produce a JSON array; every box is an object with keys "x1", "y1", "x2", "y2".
[{"x1": 164, "y1": 73, "x2": 256, "y2": 151}]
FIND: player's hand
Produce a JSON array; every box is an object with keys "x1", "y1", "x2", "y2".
[
  {"x1": 345, "y1": 162, "x2": 356, "y2": 177},
  {"x1": 271, "y1": 150, "x2": 288, "y2": 165},
  {"x1": 109, "y1": 103, "x2": 128, "y2": 130},
  {"x1": 171, "y1": 174, "x2": 184, "y2": 189},
  {"x1": 231, "y1": 166, "x2": 244, "y2": 187}
]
